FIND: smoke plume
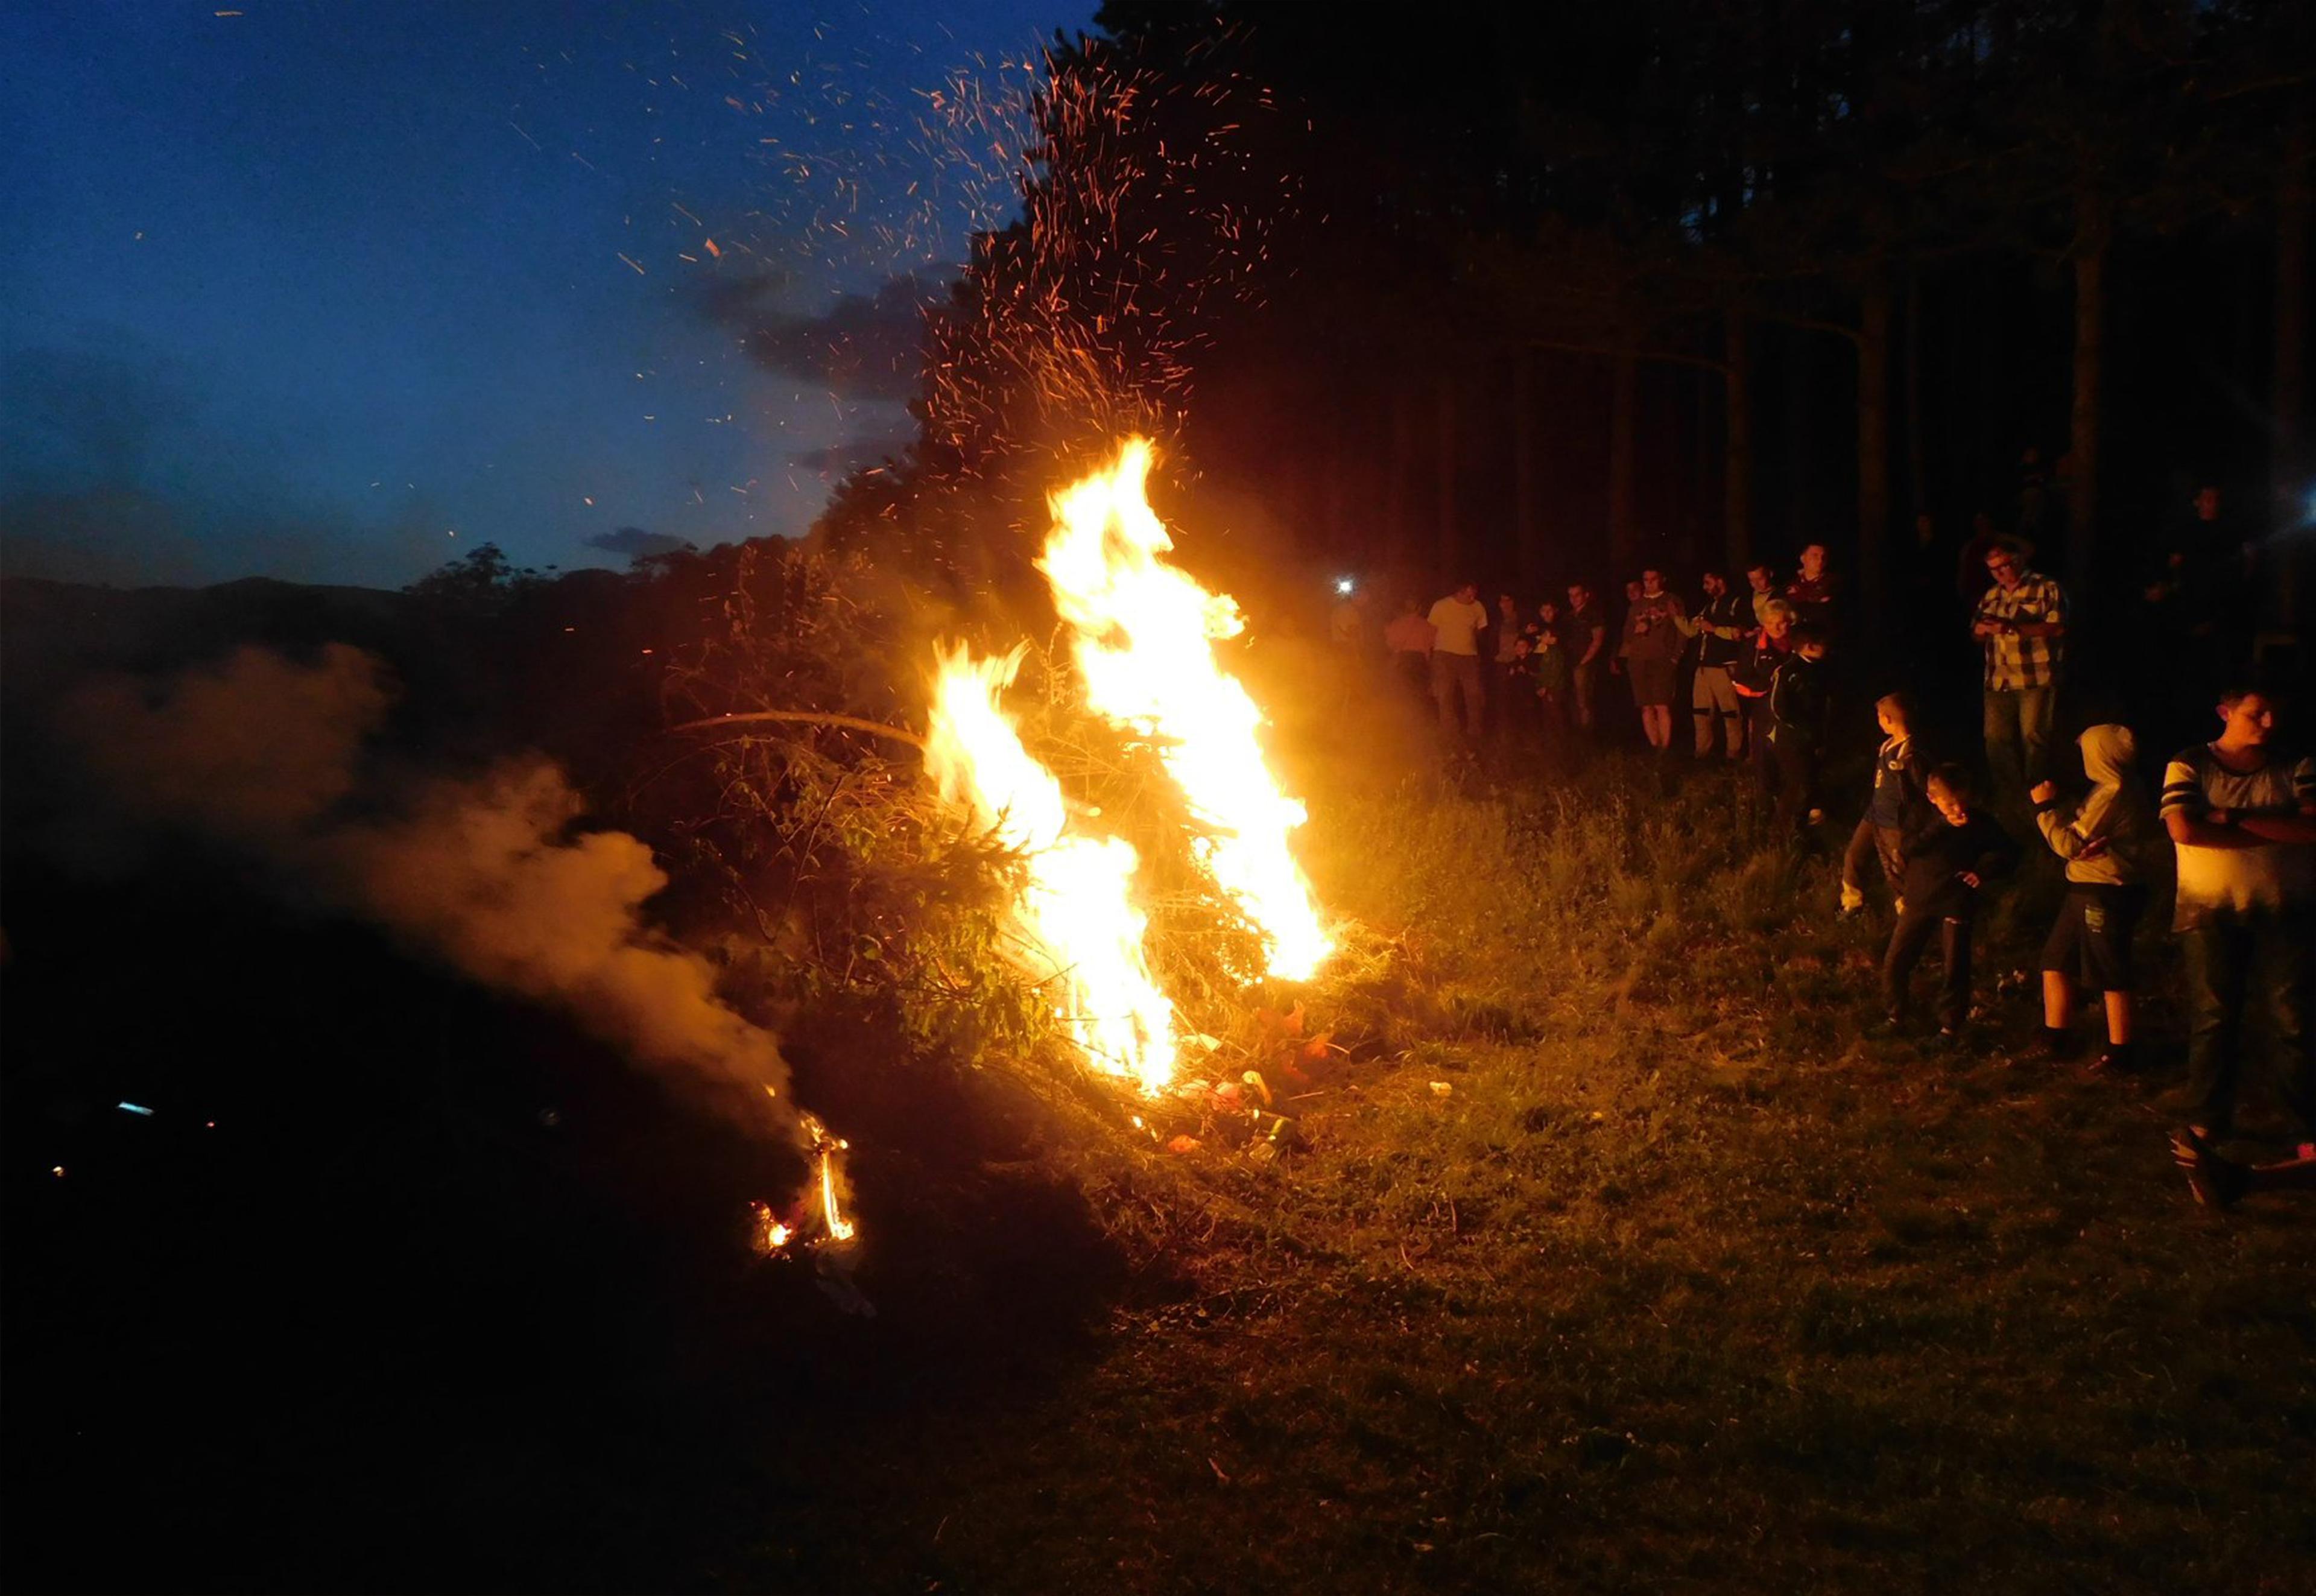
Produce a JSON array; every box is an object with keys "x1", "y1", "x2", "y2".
[{"x1": 64, "y1": 645, "x2": 796, "y2": 1138}]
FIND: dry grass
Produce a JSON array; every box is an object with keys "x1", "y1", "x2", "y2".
[{"x1": 727, "y1": 737, "x2": 2316, "y2": 1595}]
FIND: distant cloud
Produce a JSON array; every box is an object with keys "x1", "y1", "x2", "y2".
[
  {"x1": 788, "y1": 435, "x2": 912, "y2": 476},
  {"x1": 582, "y1": 526, "x2": 695, "y2": 562},
  {"x1": 696, "y1": 273, "x2": 934, "y2": 402}
]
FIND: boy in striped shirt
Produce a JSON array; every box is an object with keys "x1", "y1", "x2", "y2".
[{"x1": 2159, "y1": 688, "x2": 2316, "y2": 1141}]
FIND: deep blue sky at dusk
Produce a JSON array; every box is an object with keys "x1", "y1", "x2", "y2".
[{"x1": 2, "y1": 0, "x2": 1095, "y2": 588}]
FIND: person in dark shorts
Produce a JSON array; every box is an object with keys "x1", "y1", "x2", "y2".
[
  {"x1": 2032, "y1": 724, "x2": 2163, "y2": 1071},
  {"x1": 1884, "y1": 764, "x2": 2020, "y2": 1037},
  {"x1": 1619, "y1": 567, "x2": 1685, "y2": 753}
]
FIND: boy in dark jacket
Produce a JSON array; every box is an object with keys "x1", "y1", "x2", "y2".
[
  {"x1": 1767, "y1": 624, "x2": 1832, "y2": 845},
  {"x1": 1733, "y1": 598, "x2": 1795, "y2": 819},
  {"x1": 1883, "y1": 763, "x2": 2020, "y2": 1036},
  {"x1": 1841, "y1": 691, "x2": 1928, "y2": 913}
]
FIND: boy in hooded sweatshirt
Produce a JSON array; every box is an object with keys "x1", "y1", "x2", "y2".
[
  {"x1": 2031, "y1": 724, "x2": 2163, "y2": 1069},
  {"x1": 1884, "y1": 763, "x2": 2020, "y2": 1036}
]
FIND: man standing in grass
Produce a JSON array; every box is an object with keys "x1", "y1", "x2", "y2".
[
  {"x1": 1680, "y1": 569, "x2": 1751, "y2": 761},
  {"x1": 1972, "y1": 537, "x2": 2068, "y2": 817},
  {"x1": 1384, "y1": 597, "x2": 1434, "y2": 706},
  {"x1": 1492, "y1": 592, "x2": 1525, "y2": 737},
  {"x1": 2159, "y1": 688, "x2": 2316, "y2": 1142},
  {"x1": 1427, "y1": 581, "x2": 1488, "y2": 751},
  {"x1": 1563, "y1": 583, "x2": 1607, "y2": 739}
]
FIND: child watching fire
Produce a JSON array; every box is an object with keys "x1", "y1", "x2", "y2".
[
  {"x1": 2031, "y1": 724, "x2": 2162, "y2": 1071},
  {"x1": 1841, "y1": 691, "x2": 1927, "y2": 914},
  {"x1": 1882, "y1": 763, "x2": 2019, "y2": 1037}
]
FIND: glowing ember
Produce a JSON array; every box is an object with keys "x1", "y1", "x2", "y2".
[
  {"x1": 802, "y1": 1112, "x2": 858, "y2": 1243},
  {"x1": 924, "y1": 643, "x2": 1180, "y2": 1092},
  {"x1": 750, "y1": 1201, "x2": 793, "y2": 1255},
  {"x1": 1038, "y1": 439, "x2": 1332, "y2": 981}
]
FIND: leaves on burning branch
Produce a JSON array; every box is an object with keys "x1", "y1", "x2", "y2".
[{"x1": 645, "y1": 539, "x2": 1274, "y2": 1111}]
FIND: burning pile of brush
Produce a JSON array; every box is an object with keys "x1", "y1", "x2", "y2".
[
  {"x1": 748, "y1": 437, "x2": 1334, "y2": 1264},
  {"x1": 924, "y1": 437, "x2": 1334, "y2": 1100}
]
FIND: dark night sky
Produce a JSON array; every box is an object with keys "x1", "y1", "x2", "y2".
[{"x1": 1, "y1": 0, "x2": 1094, "y2": 589}]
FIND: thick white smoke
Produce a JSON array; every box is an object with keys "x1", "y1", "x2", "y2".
[{"x1": 64, "y1": 645, "x2": 796, "y2": 1137}]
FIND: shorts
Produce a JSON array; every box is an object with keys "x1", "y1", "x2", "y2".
[
  {"x1": 1628, "y1": 657, "x2": 1677, "y2": 708},
  {"x1": 2040, "y1": 884, "x2": 2148, "y2": 992}
]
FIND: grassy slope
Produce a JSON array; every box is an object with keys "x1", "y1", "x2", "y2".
[{"x1": 735, "y1": 750, "x2": 2315, "y2": 1595}]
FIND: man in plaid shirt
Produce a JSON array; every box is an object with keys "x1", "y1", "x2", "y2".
[{"x1": 1973, "y1": 538, "x2": 2068, "y2": 814}]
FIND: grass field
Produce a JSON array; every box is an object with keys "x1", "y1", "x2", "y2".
[{"x1": 726, "y1": 744, "x2": 2316, "y2": 1595}]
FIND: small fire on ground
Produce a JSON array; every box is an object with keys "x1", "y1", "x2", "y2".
[{"x1": 754, "y1": 1106, "x2": 857, "y2": 1255}]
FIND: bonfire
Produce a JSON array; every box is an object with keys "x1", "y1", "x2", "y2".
[{"x1": 925, "y1": 439, "x2": 1332, "y2": 1095}]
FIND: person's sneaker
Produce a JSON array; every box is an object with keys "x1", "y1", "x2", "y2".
[
  {"x1": 2169, "y1": 1126, "x2": 2248, "y2": 1211},
  {"x1": 2039, "y1": 1026, "x2": 2077, "y2": 1061},
  {"x1": 2087, "y1": 1043, "x2": 2134, "y2": 1073},
  {"x1": 1839, "y1": 882, "x2": 1866, "y2": 915}
]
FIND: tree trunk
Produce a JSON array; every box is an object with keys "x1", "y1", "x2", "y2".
[
  {"x1": 1609, "y1": 353, "x2": 1639, "y2": 572},
  {"x1": 1513, "y1": 349, "x2": 1540, "y2": 587},
  {"x1": 1436, "y1": 369, "x2": 1460, "y2": 578},
  {"x1": 1326, "y1": 375, "x2": 1349, "y2": 560},
  {"x1": 1903, "y1": 268, "x2": 1926, "y2": 523},
  {"x1": 1387, "y1": 382, "x2": 1412, "y2": 566},
  {"x1": 1724, "y1": 311, "x2": 1753, "y2": 569},
  {"x1": 1858, "y1": 276, "x2": 1893, "y2": 621},
  {"x1": 2274, "y1": 96, "x2": 2309, "y2": 633},
  {"x1": 2068, "y1": 185, "x2": 2111, "y2": 594}
]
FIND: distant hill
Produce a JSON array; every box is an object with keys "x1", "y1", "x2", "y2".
[{"x1": 1, "y1": 575, "x2": 413, "y2": 704}]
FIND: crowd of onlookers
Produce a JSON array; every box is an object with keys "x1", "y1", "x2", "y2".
[{"x1": 1329, "y1": 483, "x2": 2314, "y2": 1209}]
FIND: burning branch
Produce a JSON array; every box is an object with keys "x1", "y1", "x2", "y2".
[{"x1": 666, "y1": 709, "x2": 928, "y2": 750}]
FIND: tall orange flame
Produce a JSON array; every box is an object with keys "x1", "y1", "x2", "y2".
[
  {"x1": 923, "y1": 644, "x2": 1180, "y2": 1093},
  {"x1": 1038, "y1": 439, "x2": 1332, "y2": 980}
]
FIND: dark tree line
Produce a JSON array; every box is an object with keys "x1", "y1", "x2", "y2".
[{"x1": 814, "y1": 0, "x2": 2311, "y2": 671}]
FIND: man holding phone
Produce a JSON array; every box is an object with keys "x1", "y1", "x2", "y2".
[{"x1": 1972, "y1": 537, "x2": 2068, "y2": 817}]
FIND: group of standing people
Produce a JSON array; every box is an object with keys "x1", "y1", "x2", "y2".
[
  {"x1": 1841, "y1": 682, "x2": 2311, "y2": 1192},
  {"x1": 1369, "y1": 545, "x2": 1848, "y2": 839},
  {"x1": 1342, "y1": 522, "x2": 2312, "y2": 1207}
]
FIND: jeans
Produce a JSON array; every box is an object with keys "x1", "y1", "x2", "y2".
[
  {"x1": 1772, "y1": 736, "x2": 1821, "y2": 847},
  {"x1": 1843, "y1": 819, "x2": 1906, "y2": 896},
  {"x1": 1983, "y1": 684, "x2": 2057, "y2": 814},
  {"x1": 2181, "y1": 908, "x2": 2315, "y2": 1135},
  {"x1": 1885, "y1": 908, "x2": 1975, "y2": 1030},
  {"x1": 1747, "y1": 701, "x2": 1780, "y2": 808},
  {"x1": 1431, "y1": 653, "x2": 1484, "y2": 745}
]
